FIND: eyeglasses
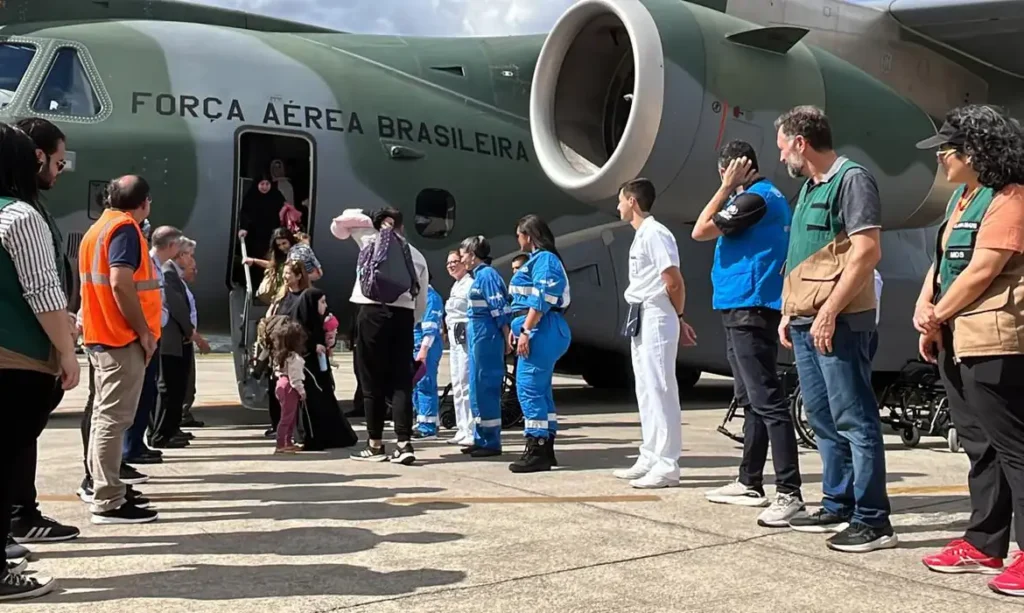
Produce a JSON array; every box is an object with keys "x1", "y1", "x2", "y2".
[
  {"x1": 446, "y1": 261, "x2": 460, "y2": 267},
  {"x1": 937, "y1": 146, "x2": 957, "y2": 159}
]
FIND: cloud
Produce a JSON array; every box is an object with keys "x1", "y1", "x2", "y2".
[{"x1": 186, "y1": 0, "x2": 579, "y2": 35}]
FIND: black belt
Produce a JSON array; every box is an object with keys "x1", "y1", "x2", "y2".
[{"x1": 512, "y1": 307, "x2": 563, "y2": 318}]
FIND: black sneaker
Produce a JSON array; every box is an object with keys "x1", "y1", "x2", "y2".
[
  {"x1": 827, "y1": 522, "x2": 899, "y2": 553},
  {"x1": 123, "y1": 453, "x2": 162, "y2": 465},
  {"x1": 126, "y1": 487, "x2": 151, "y2": 510},
  {"x1": 788, "y1": 508, "x2": 850, "y2": 534},
  {"x1": 10, "y1": 516, "x2": 80, "y2": 543},
  {"x1": 5, "y1": 534, "x2": 29, "y2": 561},
  {"x1": 351, "y1": 444, "x2": 387, "y2": 462},
  {"x1": 0, "y1": 571, "x2": 55, "y2": 602},
  {"x1": 90, "y1": 502, "x2": 158, "y2": 525},
  {"x1": 470, "y1": 447, "x2": 502, "y2": 458},
  {"x1": 390, "y1": 442, "x2": 416, "y2": 466},
  {"x1": 119, "y1": 464, "x2": 149, "y2": 485}
]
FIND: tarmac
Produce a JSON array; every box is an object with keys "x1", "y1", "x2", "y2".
[{"x1": 22, "y1": 352, "x2": 1023, "y2": 612}]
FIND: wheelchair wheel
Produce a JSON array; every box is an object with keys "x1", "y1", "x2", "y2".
[
  {"x1": 947, "y1": 427, "x2": 960, "y2": 453},
  {"x1": 901, "y1": 425, "x2": 921, "y2": 448},
  {"x1": 791, "y1": 386, "x2": 817, "y2": 450},
  {"x1": 500, "y1": 367, "x2": 524, "y2": 429}
]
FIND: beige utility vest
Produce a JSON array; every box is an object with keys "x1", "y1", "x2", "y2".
[{"x1": 938, "y1": 185, "x2": 1024, "y2": 358}]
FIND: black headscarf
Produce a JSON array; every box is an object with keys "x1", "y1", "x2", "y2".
[
  {"x1": 239, "y1": 174, "x2": 286, "y2": 242},
  {"x1": 281, "y1": 287, "x2": 326, "y2": 351}
]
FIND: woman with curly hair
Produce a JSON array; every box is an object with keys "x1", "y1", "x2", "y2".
[{"x1": 913, "y1": 104, "x2": 1024, "y2": 596}]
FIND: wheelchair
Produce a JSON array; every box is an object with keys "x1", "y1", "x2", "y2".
[
  {"x1": 438, "y1": 355, "x2": 524, "y2": 430},
  {"x1": 716, "y1": 363, "x2": 817, "y2": 450},
  {"x1": 878, "y1": 359, "x2": 959, "y2": 452}
]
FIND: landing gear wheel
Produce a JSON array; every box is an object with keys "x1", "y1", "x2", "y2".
[
  {"x1": 947, "y1": 427, "x2": 960, "y2": 453},
  {"x1": 901, "y1": 425, "x2": 921, "y2": 448}
]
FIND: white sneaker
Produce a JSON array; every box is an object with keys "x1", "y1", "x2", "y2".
[
  {"x1": 446, "y1": 434, "x2": 467, "y2": 445},
  {"x1": 6, "y1": 558, "x2": 27, "y2": 575},
  {"x1": 629, "y1": 474, "x2": 679, "y2": 489},
  {"x1": 705, "y1": 480, "x2": 769, "y2": 507},
  {"x1": 757, "y1": 492, "x2": 807, "y2": 527},
  {"x1": 613, "y1": 464, "x2": 650, "y2": 480}
]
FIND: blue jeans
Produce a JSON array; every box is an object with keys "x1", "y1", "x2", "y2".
[
  {"x1": 791, "y1": 321, "x2": 891, "y2": 527},
  {"x1": 124, "y1": 340, "x2": 160, "y2": 458}
]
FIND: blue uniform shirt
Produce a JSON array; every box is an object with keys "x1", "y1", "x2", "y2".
[
  {"x1": 509, "y1": 250, "x2": 571, "y2": 315},
  {"x1": 467, "y1": 263, "x2": 511, "y2": 329},
  {"x1": 415, "y1": 285, "x2": 445, "y2": 349}
]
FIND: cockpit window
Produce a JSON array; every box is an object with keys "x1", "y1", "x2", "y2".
[
  {"x1": 32, "y1": 47, "x2": 101, "y2": 117},
  {"x1": 0, "y1": 43, "x2": 37, "y2": 109}
]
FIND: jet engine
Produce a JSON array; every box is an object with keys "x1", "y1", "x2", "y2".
[{"x1": 530, "y1": 0, "x2": 949, "y2": 229}]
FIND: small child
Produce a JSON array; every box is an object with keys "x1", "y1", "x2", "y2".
[
  {"x1": 324, "y1": 311, "x2": 340, "y2": 366},
  {"x1": 270, "y1": 320, "x2": 308, "y2": 454}
]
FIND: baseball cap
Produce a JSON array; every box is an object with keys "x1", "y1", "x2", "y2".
[{"x1": 916, "y1": 120, "x2": 966, "y2": 150}]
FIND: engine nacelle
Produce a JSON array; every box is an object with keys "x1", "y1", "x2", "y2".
[{"x1": 530, "y1": 0, "x2": 948, "y2": 229}]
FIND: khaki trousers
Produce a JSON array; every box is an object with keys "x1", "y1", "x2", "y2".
[{"x1": 87, "y1": 341, "x2": 146, "y2": 513}]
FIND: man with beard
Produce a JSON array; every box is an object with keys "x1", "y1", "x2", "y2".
[
  {"x1": 774, "y1": 106, "x2": 894, "y2": 553},
  {"x1": 6, "y1": 118, "x2": 80, "y2": 555}
]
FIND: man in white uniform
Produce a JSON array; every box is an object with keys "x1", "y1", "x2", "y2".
[{"x1": 613, "y1": 178, "x2": 696, "y2": 489}]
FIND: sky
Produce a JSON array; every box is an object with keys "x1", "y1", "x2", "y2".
[{"x1": 187, "y1": 0, "x2": 580, "y2": 36}]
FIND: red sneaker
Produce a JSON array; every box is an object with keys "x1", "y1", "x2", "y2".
[
  {"x1": 990, "y1": 551, "x2": 1024, "y2": 597},
  {"x1": 922, "y1": 539, "x2": 1003, "y2": 574}
]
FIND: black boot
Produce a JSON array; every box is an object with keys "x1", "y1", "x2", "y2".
[
  {"x1": 509, "y1": 436, "x2": 552, "y2": 473},
  {"x1": 548, "y1": 433, "x2": 558, "y2": 467}
]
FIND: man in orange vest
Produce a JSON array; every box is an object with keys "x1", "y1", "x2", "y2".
[{"x1": 79, "y1": 175, "x2": 162, "y2": 525}]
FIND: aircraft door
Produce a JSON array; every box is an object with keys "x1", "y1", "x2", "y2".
[{"x1": 227, "y1": 128, "x2": 317, "y2": 409}]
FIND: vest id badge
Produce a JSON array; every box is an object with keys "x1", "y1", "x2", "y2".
[{"x1": 622, "y1": 303, "x2": 642, "y2": 338}]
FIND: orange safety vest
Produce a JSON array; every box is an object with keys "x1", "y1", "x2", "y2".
[{"x1": 79, "y1": 209, "x2": 162, "y2": 347}]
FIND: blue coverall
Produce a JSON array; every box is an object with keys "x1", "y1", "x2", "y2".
[
  {"x1": 509, "y1": 250, "x2": 571, "y2": 440},
  {"x1": 413, "y1": 286, "x2": 445, "y2": 436},
  {"x1": 467, "y1": 262, "x2": 511, "y2": 451}
]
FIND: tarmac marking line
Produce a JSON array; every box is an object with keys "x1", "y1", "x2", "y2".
[
  {"x1": 387, "y1": 495, "x2": 661, "y2": 504},
  {"x1": 887, "y1": 484, "x2": 968, "y2": 496}
]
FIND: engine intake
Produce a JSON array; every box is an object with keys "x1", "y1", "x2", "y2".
[{"x1": 530, "y1": 0, "x2": 666, "y2": 203}]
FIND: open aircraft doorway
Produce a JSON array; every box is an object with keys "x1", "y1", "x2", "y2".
[{"x1": 228, "y1": 127, "x2": 317, "y2": 410}]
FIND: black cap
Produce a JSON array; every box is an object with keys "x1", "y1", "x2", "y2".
[{"x1": 916, "y1": 120, "x2": 965, "y2": 150}]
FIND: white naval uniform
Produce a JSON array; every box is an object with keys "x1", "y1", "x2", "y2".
[
  {"x1": 446, "y1": 274, "x2": 475, "y2": 443},
  {"x1": 623, "y1": 216, "x2": 682, "y2": 482}
]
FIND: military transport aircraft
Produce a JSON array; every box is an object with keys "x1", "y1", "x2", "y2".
[{"x1": 0, "y1": 0, "x2": 1019, "y2": 408}]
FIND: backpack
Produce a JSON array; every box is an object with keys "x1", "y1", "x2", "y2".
[{"x1": 357, "y1": 226, "x2": 420, "y2": 304}]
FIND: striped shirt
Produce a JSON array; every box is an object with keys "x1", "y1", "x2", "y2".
[{"x1": 0, "y1": 200, "x2": 67, "y2": 314}]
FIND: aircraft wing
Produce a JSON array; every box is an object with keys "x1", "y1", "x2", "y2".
[{"x1": 887, "y1": 0, "x2": 1024, "y2": 77}]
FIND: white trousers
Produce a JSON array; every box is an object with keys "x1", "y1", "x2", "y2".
[
  {"x1": 448, "y1": 328, "x2": 475, "y2": 441},
  {"x1": 629, "y1": 295, "x2": 681, "y2": 479}
]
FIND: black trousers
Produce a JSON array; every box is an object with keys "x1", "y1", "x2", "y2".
[
  {"x1": 939, "y1": 327, "x2": 1024, "y2": 558},
  {"x1": 724, "y1": 308, "x2": 802, "y2": 495},
  {"x1": 1, "y1": 369, "x2": 59, "y2": 565},
  {"x1": 354, "y1": 304, "x2": 414, "y2": 442},
  {"x1": 153, "y1": 345, "x2": 192, "y2": 441},
  {"x1": 9, "y1": 376, "x2": 64, "y2": 522},
  {"x1": 183, "y1": 348, "x2": 196, "y2": 417},
  {"x1": 81, "y1": 354, "x2": 96, "y2": 478}
]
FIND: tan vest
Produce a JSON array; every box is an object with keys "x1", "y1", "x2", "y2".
[
  {"x1": 948, "y1": 253, "x2": 1024, "y2": 358},
  {"x1": 782, "y1": 230, "x2": 875, "y2": 317}
]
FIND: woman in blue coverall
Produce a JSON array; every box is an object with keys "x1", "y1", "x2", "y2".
[
  {"x1": 460, "y1": 235, "x2": 512, "y2": 457},
  {"x1": 412, "y1": 280, "x2": 445, "y2": 439},
  {"x1": 507, "y1": 215, "x2": 572, "y2": 472}
]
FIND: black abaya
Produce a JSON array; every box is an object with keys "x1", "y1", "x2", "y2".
[{"x1": 280, "y1": 288, "x2": 358, "y2": 450}]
